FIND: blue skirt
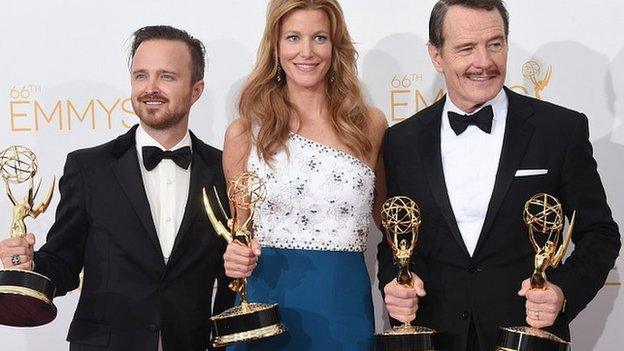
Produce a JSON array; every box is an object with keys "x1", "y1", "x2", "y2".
[{"x1": 229, "y1": 247, "x2": 374, "y2": 351}]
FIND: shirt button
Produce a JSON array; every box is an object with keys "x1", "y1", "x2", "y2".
[
  {"x1": 461, "y1": 311, "x2": 470, "y2": 320},
  {"x1": 165, "y1": 216, "x2": 172, "y2": 222},
  {"x1": 166, "y1": 179, "x2": 172, "y2": 185}
]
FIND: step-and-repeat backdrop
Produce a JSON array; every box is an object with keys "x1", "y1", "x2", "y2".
[{"x1": 1, "y1": 1, "x2": 622, "y2": 349}]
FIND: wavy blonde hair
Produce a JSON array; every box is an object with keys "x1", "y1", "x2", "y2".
[{"x1": 238, "y1": 0, "x2": 372, "y2": 163}]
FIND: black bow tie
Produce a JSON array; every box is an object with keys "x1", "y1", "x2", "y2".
[
  {"x1": 448, "y1": 105, "x2": 494, "y2": 135},
  {"x1": 142, "y1": 146, "x2": 192, "y2": 171}
]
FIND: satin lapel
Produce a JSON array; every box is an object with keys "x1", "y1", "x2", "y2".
[
  {"x1": 473, "y1": 88, "x2": 535, "y2": 256},
  {"x1": 110, "y1": 145, "x2": 161, "y2": 254},
  {"x1": 169, "y1": 139, "x2": 217, "y2": 263},
  {"x1": 416, "y1": 98, "x2": 470, "y2": 258}
]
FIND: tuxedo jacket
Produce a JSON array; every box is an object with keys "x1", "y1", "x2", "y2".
[
  {"x1": 34, "y1": 125, "x2": 235, "y2": 351},
  {"x1": 378, "y1": 87, "x2": 620, "y2": 350}
]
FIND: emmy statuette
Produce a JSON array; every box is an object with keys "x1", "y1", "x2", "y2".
[
  {"x1": 202, "y1": 172, "x2": 286, "y2": 347},
  {"x1": 496, "y1": 193, "x2": 574, "y2": 351},
  {"x1": 375, "y1": 196, "x2": 442, "y2": 351},
  {"x1": 0, "y1": 145, "x2": 57, "y2": 326}
]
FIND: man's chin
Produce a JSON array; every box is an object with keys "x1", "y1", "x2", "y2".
[
  {"x1": 138, "y1": 114, "x2": 186, "y2": 131},
  {"x1": 468, "y1": 84, "x2": 503, "y2": 104}
]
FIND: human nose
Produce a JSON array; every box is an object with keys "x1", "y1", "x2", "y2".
[
  {"x1": 145, "y1": 76, "x2": 160, "y2": 94},
  {"x1": 474, "y1": 46, "x2": 494, "y2": 68},
  {"x1": 299, "y1": 39, "x2": 313, "y2": 58}
]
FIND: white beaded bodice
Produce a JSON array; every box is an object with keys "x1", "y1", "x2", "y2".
[{"x1": 247, "y1": 133, "x2": 375, "y2": 252}]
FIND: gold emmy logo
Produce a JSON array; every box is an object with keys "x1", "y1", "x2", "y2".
[
  {"x1": 8, "y1": 84, "x2": 136, "y2": 133},
  {"x1": 389, "y1": 74, "x2": 445, "y2": 122},
  {"x1": 522, "y1": 60, "x2": 552, "y2": 100}
]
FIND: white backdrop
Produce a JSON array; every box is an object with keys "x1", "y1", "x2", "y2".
[{"x1": 0, "y1": 1, "x2": 622, "y2": 350}]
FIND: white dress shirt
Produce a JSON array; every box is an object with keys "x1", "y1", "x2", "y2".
[
  {"x1": 441, "y1": 89, "x2": 508, "y2": 256},
  {"x1": 135, "y1": 125, "x2": 191, "y2": 263}
]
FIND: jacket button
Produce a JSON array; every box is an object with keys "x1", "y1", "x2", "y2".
[
  {"x1": 461, "y1": 311, "x2": 470, "y2": 319},
  {"x1": 148, "y1": 323, "x2": 159, "y2": 332},
  {"x1": 468, "y1": 266, "x2": 482, "y2": 274}
]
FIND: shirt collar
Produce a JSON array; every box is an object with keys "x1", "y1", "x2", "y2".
[
  {"x1": 136, "y1": 124, "x2": 192, "y2": 166},
  {"x1": 444, "y1": 88, "x2": 508, "y2": 121},
  {"x1": 136, "y1": 124, "x2": 192, "y2": 151}
]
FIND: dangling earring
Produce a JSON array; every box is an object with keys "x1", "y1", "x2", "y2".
[
  {"x1": 276, "y1": 63, "x2": 283, "y2": 83},
  {"x1": 329, "y1": 71, "x2": 336, "y2": 83}
]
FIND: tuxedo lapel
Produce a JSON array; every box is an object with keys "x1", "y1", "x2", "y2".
[
  {"x1": 168, "y1": 133, "x2": 217, "y2": 264},
  {"x1": 473, "y1": 88, "x2": 535, "y2": 256},
  {"x1": 110, "y1": 126, "x2": 162, "y2": 255},
  {"x1": 416, "y1": 97, "x2": 470, "y2": 258}
]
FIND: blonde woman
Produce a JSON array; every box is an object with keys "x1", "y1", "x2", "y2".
[{"x1": 222, "y1": 0, "x2": 387, "y2": 349}]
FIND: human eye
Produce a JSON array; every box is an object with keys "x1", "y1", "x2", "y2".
[
  {"x1": 314, "y1": 34, "x2": 328, "y2": 43},
  {"x1": 489, "y1": 41, "x2": 504, "y2": 51},
  {"x1": 133, "y1": 72, "x2": 147, "y2": 80},
  {"x1": 161, "y1": 74, "x2": 175, "y2": 81},
  {"x1": 457, "y1": 45, "x2": 473, "y2": 55},
  {"x1": 285, "y1": 34, "x2": 299, "y2": 43}
]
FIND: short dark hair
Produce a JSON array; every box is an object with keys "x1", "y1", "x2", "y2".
[
  {"x1": 129, "y1": 25, "x2": 206, "y2": 83},
  {"x1": 429, "y1": 0, "x2": 509, "y2": 48}
]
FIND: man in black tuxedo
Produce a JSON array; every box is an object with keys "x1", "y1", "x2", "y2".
[
  {"x1": 378, "y1": 1, "x2": 621, "y2": 350},
  {"x1": 0, "y1": 26, "x2": 234, "y2": 350}
]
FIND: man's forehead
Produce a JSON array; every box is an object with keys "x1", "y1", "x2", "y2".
[
  {"x1": 134, "y1": 40, "x2": 189, "y2": 59},
  {"x1": 132, "y1": 40, "x2": 191, "y2": 68},
  {"x1": 443, "y1": 6, "x2": 505, "y2": 39}
]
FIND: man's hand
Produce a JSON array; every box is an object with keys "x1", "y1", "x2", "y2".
[
  {"x1": 518, "y1": 278, "x2": 565, "y2": 328},
  {"x1": 223, "y1": 239, "x2": 261, "y2": 278},
  {"x1": 0, "y1": 233, "x2": 36, "y2": 270},
  {"x1": 383, "y1": 273, "x2": 426, "y2": 323}
]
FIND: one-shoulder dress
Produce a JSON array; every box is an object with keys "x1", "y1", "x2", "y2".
[{"x1": 230, "y1": 133, "x2": 376, "y2": 351}]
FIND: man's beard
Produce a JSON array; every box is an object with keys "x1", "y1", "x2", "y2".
[
  {"x1": 139, "y1": 108, "x2": 187, "y2": 130},
  {"x1": 132, "y1": 99, "x2": 189, "y2": 130}
]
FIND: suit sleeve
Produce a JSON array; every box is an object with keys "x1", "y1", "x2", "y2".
[
  {"x1": 34, "y1": 152, "x2": 88, "y2": 296},
  {"x1": 378, "y1": 128, "x2": 421, "y2": 327},
  {"x1": 212, "y1": 238, "x2": 236, "y2": 316},
  {"x1": 549, "y1": 113, "x2": 621, "y2": 321},
  {"x1": 211, "y1": 173, "x2": 236, "y2": 316},
  {"x1": 209, "y1": 256, "x2": 236, "y2": 351},
  {"x1": 377, "y1": 129, "x2": 398, "y2": 294}
]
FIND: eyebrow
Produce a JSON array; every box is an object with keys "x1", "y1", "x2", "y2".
[
  {"x1": 487, "y1": 35, "x2": 506, "y2": 42},
  {"x1": 452, "y1": 34, "x2": 506, "y2": 50},
  {"x1": 131, "y1": 69, "x2": 179, "y2": 76},
  {"x1": 158, "y1": 70, "x2": 178, "y2": 76},
  {"x1": 282, "y1": 30, "x2": 329, "y2": 36},
  {"x1": 131, "y1": 69, "x2": 147, "y2": 75},
  {"x1": 453, "y1": 41, "x2": 475, "y2": 51}
]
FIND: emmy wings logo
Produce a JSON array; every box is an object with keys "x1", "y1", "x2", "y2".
[
  {"x1": 8, "y1": 84, "x2": 136, "y2": 133},
  {"x1": 509, "y1": 60, "x2": 553, "y2": 100}
]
